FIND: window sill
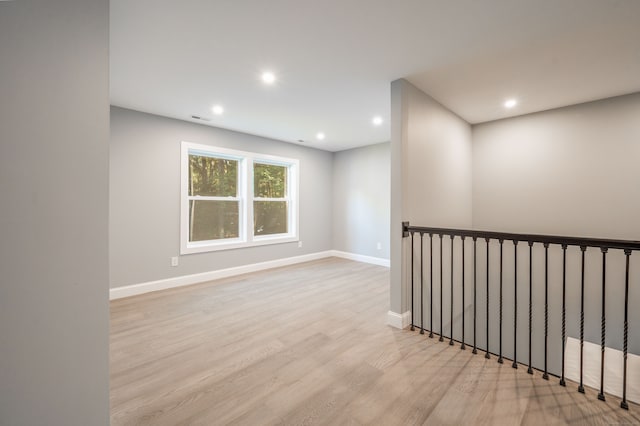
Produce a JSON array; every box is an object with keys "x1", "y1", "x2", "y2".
[{"x1": 181, "y1": 235, "x2": 299, "y2": 255}]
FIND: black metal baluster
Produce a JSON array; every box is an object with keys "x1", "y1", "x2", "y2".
[
  {"x1": 499, "y1": 239, "x2": 504, "y2": 364},
  {"x1": 513, "y1": 241, "x2": 518, "y2": 369},
  {"x1": 621, "y1": 250, "x2": 631, "y2": 410},
  {"x1": 528, "y1": 241, "x2": 533, "y2": 375},
  {"x1": 473, "y1": 237, "x2": 478, "y2": 355},
  {"x1": 404, "y1": 225, "x2": 638, "y2": 413},
  {"x1": 578, "y1": 245, "x2": 586, "y2": 393},
  {"x1": 461, "y1": 236, "x2": 466, "y2": 350},
  {"x1": 450, "y1": 235, "x2": 455, "y2": 346},
  {"x1": 440, "y1": 234, "x2": 444, "y2": 342},
  {"x1": 598, "y1": 248, "x2": 608, "y2": 401},
  {"x1": 411, "y1": 231, "x2": 415, "y2": 331},
  {"x1": 543, "y1": 243, "x2": 549, "y2": 380},
  {"x1": 560, "y1": 244, "x2": 567, "y2": 387},
  {"x1": 420, "y1": 233, "x2": 425, "y2": 335},
  {"x1": 429, "y1": 234, "x2": 434, "y2": 338},
  {"x1": 485, "y1": 238, "x2": 491, "y2": 359}
]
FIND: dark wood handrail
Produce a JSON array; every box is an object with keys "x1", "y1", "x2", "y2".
[{"x1": 403, "y1": 222, "x2": 640, "y2": 251}]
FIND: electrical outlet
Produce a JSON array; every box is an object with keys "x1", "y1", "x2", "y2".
[
  {"x1": 298, "y1": 241, "x2": 303, "y2": 248},
  {"x1": 171, "y1": 256, "x2": 179, "y2": 267},
  {"x1": 377, "y1": 242, "x2": 382, "y2": 250}
]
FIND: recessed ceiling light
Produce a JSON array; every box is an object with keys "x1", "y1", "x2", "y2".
[
  {"x1": 504, "y1": 99, "x2": 517, "y2": 109},
  {"x1": 372, "y1": 116, "x2": 383, "y2": 126},
  {"x1": 261, "y1": 71, "x2": 276, "y2": 85},
  {"x1": 212, "y1": 105, "x2": 224, "y2": 115},
  {"x1": 316, "y1": 132, "x2": 325, "y2": 141}
]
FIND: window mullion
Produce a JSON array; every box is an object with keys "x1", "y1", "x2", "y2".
[{"x1": 246, "y1": 157, "x2": 254, "y2": 243}]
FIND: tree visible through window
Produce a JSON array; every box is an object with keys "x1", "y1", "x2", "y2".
[
  {"x1": 254, "y1": 163, "x2": 288, "y2": 236},
  {"x1": 181, "y1": 142, "x2": 299, "y2": 254}
]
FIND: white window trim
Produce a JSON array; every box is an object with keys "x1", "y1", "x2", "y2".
[{"x1": 180, "y1": 141, "x2": 299, "y2": 254}]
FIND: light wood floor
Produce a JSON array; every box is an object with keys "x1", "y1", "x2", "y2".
[{"x1": 110, "y1": 257, "x2": 639, "y2": 425}]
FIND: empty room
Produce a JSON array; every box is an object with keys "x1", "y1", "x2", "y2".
[{"x1": 2, "y1": 1, "x2": 640, "y2": 425}]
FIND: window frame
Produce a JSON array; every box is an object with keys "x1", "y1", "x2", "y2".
[{"x1": 180, "y1": 141, "x2": 299, "y2": 254}]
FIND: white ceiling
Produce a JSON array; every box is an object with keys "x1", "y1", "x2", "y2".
[{"x1": 111, "y1": 0, "x2": 640, "y2": 152}]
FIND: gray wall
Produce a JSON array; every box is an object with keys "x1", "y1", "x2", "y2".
[
  {"x1": 390, "y1": 79, "x2": 473, "y2": 315},
  {"x1": 0, "y1": 1, "x2": 110, "y2": 425},
  {"x1": 404, "y1": 85, "x2": 473, "y2": 228},
  {"x1": 333, "y1": 143, "x2": 390, "y2": 260},
  {"x1": 110, "y1": 107, "x2": 333, "y2": 288},
  {"x1": 473, "y1": 92, "x2": 640, "y2": 240}
]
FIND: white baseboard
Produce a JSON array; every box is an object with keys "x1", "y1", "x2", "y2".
[
  {"x1": 387, "y1": 310, "x2": 412, "y2": 329},
  {"x1": 110, "y1": 251, "x2": 332, "y2": 300},
  {"x1": 330, "y1": 250, "x2": 390, "y2": 267},
  {"x1": 110, "y1": 249, "x2": 390, "y2": 300},
  {"x1": 565, "y1": 336, "x2": 639, "y2": 404}
]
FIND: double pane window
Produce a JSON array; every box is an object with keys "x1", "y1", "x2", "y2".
[{"x1": 181, "y1": 142, "x2": 298, "y2": 254}]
